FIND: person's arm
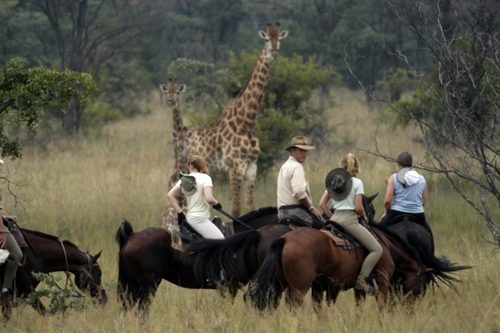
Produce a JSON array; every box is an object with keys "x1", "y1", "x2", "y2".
[
  {"x1": 319, "y1": 192, "x2": 333, "y2": 219},
  {"x1": 355, "y1": 194, "x2": 368, "y2": 221},
  {"x1": 379, "y1": 174, "x2": 395, "y2": 222},
  {"x1": 167, "y1": 185, "x2": 183, "y2": 213},
  {"x1": 0, "y1": 211, "x2": 7, "y2": 248},
  {"x1": 299, "y1": 197, "x2": 323, "y2": 219},
  {"x1": 203, "y1": 186, "x2": 219, "y2": 206},
  {"x1": 422, "y1": 184, "x2": 427, "y2": 206}
]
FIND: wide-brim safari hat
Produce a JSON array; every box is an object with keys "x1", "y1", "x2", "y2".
[
  {"x1": 284, "y1": 136, "x2": 315, "y2": 152},
  {"x1": 179, "y1": 172, "x2": 197, "y2": 196},
  {"x1": 325, "y1": 168, "x2": 353, "y2": 201}
]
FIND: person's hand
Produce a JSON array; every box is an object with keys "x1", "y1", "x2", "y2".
[
  {"x1": 311, "y1": 207, "x2": 322, "y2": 220},
  {"x1": 212, "y1": 202, "x2": 222, "y2": 210},
  {"x1": 378, "y1": 212, "x2": 386, "y2": 222},
  {"x1": 5, "y1": 215, "x2": 17, "y2": 223},
  {"x1": 177, "y1": 212, "x2": 187, "y2": 226}
]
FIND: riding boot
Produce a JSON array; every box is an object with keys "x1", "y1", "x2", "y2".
[
  {"x1": 1, "y1": 289, "x2": 13, "y2": 320},
  {"x1": 354, "y1": 277, "x2": 376, "y2": 295}
]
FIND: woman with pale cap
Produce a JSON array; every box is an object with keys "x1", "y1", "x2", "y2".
[
  {"x1": 378, "y1": 151, "x2": 434, "y2": 253},
  {"x1": 319, "y1": 153, "x2": 382, "y2": 295},
  {"x1": 167, "y1": 155, "x2": 225, "y2": 239}
]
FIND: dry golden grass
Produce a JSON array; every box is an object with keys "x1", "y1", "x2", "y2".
[{"x1": 1, "y1": 88, "x2": 499, "y2": 332}]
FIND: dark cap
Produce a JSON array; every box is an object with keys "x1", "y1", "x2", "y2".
[{"x1": 325, "y1": 168, "x2": 353, "y2": 201}]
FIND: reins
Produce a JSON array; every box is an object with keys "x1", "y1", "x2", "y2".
[{"x1": 215, "y1": 207, "x2": 256, "y2": 231}]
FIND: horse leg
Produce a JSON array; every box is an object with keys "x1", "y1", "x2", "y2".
[
  {"x1": 326, "y1": 286, "x2": 341, "y2": 306},
  {"x1": 311, "y1": 283, "x2": 324, "y2": 311},
  {"x1": 136, "y1": 286, "x2": 156, "y2": 317}
]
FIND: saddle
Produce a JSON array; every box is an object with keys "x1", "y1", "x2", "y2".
[
  {"x1": 3, "y1": 218, "x2": 27, "y2": 248},
  {"x1": 391, "y1": 214, "x2": 419, "y2": 224},
  {"x1": 321, "y1": 220, "x2": 367, "y2": 251},
  {"x1": 278, "y1": 217, "x2": 308, "y2": 228},
  {"x1": 178, "y1": 217, "x2": 229, "y2": 245}
]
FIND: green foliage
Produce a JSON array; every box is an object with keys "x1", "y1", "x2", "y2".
[
  {"x1": 0, "y1": 58, "x2": 97, "y2": 158},
  {"x1": 25, "y1": 273, "x2": 90, "y2": 315}
]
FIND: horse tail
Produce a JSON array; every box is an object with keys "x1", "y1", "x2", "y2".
[
  {"x1": 115, "y1": 219, "x2": 133, "y2": 249},
  {"x1": 249, "y1": 237, "x2": 285, "y2": 311},
  {"x1": 115, "y1": 219, "x2": 135, "y2": 310},
  {"x1": 184, "y1": 230, "x2": 261, "y2": 283},
  {"x1": 407, "y1": 229, "x2": 472, "y2": 291}
]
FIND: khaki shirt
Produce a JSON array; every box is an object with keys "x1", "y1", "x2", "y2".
[{"x1": 277, "y1": 156, "x2": 313, "y2": 209}]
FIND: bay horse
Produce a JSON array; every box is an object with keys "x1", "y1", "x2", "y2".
[
  {"x1": 0, "y1": 228, "x2": 107, "y2": 317},
  {"x1": 115, "y1": 207, "x2": 281, "y2": 314},
  {"x1": 249, "y1": 224, "x2": 427, "y2": 310}
]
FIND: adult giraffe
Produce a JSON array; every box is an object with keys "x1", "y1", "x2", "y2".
[{"x1": 186, "y1": 22, "x2": 288, "y2": 218}]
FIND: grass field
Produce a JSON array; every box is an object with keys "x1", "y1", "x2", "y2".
[{"x1": 1, "y1": 88, "x2": 499, "y2": 332}]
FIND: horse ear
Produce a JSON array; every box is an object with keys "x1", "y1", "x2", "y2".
[
  {"x1": 366, "y1": 192, "x2": 379, "y2": 203},
  {"x1": 93, "y1": 250, "x2": 102, "y2": 261}
]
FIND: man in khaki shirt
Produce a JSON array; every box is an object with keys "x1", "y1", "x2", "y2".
[{"x1": 277, "y1": 136, "x2": 325, "y2": 229}]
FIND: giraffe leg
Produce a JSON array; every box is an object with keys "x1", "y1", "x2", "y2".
[
  {"x1": 243, "y1": 161, "x2": 257, "y2": 213},
  {"x1": 229, "y1": 168, "x2": 244, "y2": 218}
]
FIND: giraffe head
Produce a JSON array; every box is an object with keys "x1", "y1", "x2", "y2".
[
  {"x1": 258, "y1": 22, "x2": 289, "y2": 60},
  {"x1": 159, "y1": 78, "x2": 186, "y2": 108},
  {"x1": 171, "y1": 126, "x2": 193, "y2": 156}
]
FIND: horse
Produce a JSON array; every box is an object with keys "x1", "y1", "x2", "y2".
[
  {"x1": 0, "y1": 228, "x2": 108, "y2": 317},
  {"x1": 248, "y1": 223, "x2": 430, "y2": 310},
  {"x1": 115, "y1": 207, "x2": 282, "y2": 315}
]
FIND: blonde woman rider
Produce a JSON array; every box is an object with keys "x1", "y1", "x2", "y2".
[{"x1": 319, "y1": 153, "x2": 382, "y2": 294}]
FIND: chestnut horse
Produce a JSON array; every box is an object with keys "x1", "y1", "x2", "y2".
[
  {"x1": 249, "y1": 224, "x2": 428, "y2": 310},
  {"x1": 0, "y1": 228, "x2": 107, "y2": 317}
]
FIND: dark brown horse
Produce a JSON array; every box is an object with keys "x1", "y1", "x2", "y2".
[
  {"x1": 115, "y1": 207, "x2": 283, "y2": 314},
  {"x1": 249, "y1": 224, "x2": 428, "y2": 310},
  {"x1": 0, "y1": 228, "x2": 107, "y2": 316}
]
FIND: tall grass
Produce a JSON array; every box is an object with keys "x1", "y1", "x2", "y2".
[{"x1": 1, "y1": 88, "x2": 499, "y2": 331}]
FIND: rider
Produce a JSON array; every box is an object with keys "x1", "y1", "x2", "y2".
[
  {"x1": 167, "y1": 155, "x2": 225, "y2": 239},
  {"x1": 319, "y1": 153, "x2": 382, "y2": 294},
  {"x1": 277, "y1": 136, "x2": 325, "y2": 229},
  {"x1": 0, "y1": 160, "x2": 23, "y2": 315},
  {"x1": 378, "y1": 151, "x2": 434, "y2": 253}
]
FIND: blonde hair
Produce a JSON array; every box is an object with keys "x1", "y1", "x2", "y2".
[
  {"x1": 189, "y1": 155, "x2": 209, "y2": 174},
  {"x1": 339, "y1": 153, "x2": 360, "y2": 177}
]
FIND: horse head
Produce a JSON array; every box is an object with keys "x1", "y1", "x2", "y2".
[
  {"x1": 74, "y1": 250, "x2": 108, "y2": 305},
  {"x1": 362, "y1": 193, "x2": 379, "y2": 224}
]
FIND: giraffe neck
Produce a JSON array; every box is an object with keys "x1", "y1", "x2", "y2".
[
  {"x1": 172, "y1": 106, "x2": 183, "y2": 130},
  {"x1": 224, "y1": 48, "x2": 272, "y2": 130}
]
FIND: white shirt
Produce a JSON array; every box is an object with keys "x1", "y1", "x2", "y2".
[{"x1": 175, "y1": 172, "x2": 213, "y2": 218}]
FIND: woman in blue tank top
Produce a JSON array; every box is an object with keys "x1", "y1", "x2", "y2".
[{"x1": 379, "y1": 151, "x2": 434, "y2": 253}]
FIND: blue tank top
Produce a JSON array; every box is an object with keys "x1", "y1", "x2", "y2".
[{"x1": 391, "y1": 172, "x2": 426, "y2": 213}]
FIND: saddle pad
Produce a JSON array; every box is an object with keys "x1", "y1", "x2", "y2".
[{"x1": 320, "y1": 229, "x2": 358, "y2": 249}]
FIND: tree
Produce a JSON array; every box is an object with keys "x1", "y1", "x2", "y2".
[
  {"x1": 351, "y1": 0, "x2": 500, "y2": 245},
  {"x1": 0, "y1": 58, "x2": 97, "y2": 159},
  {"x1": 1, "y1": 0, "x2": 162, "y2": 135}
]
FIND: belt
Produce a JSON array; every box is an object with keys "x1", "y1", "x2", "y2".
[{"x1": 279, "y1": 205, "x2": 305, "y2": 211}]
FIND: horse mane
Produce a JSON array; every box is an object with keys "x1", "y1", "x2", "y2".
[
  {"x1": 369, "y1": 222, "x2": 424, "y2": 266},
  {"x1": 235, "y1": 206, "x2": 278, "y2": 224},
  {"x1": 21, "y1": 228, "x2": 79, "y2": 249}
]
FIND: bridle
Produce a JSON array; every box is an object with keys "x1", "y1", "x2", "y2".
[{"x1": 58, "y1": 240, "x2": 103, "y2": 297}]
